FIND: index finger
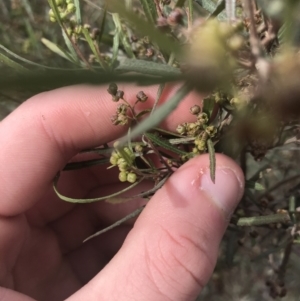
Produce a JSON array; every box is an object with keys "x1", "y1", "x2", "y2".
[{"x1": 0, "y1": 84, "x2": 202, "y2": 215}]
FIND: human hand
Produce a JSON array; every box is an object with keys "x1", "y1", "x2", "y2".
[{"x1": 0, "y1": 84, "x2": 244, "y2": 301}]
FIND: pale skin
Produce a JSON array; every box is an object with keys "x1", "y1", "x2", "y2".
[{"x1": 0, "y1": 84, "x2": 244, "y2": 301}]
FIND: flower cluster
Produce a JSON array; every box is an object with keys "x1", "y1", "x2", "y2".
[
  {"x1": 48, "y1": 0, "x2": 75, "y2": 23},
  {"x1": 176, "y1": 106, "x2": 217, "y2": 154},
  {"x1": 109, "y1": 144, "x2": 138, "y2": 183},
  {"x1": 111, "y1": 104, "x2": 129, "y2": 126},
  {"x1": 108, "y1": 83, "x2": 150, "y2": 126}
]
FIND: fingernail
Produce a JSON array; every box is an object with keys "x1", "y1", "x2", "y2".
[{"x1": 200, "y1": 167, "x2": 243, "y2": 214}]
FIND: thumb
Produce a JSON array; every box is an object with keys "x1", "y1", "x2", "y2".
[{"x1": 67, "y1": 153, "x2": 244, "y2": 301}]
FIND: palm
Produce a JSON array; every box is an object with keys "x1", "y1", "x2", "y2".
[{"x1": 2, "y1": 166, "x2": 143, "y2": 301}]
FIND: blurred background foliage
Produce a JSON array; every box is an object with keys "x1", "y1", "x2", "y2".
[{"x1": 2, "y1": 0, "x2": 300, "y2": 300}]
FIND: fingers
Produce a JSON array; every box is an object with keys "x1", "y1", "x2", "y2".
[
  {"x1": 0, "y1": 84, "x2": 200, "y2": 216},
  {"x1": 66, "y1": 154, "x2": 244, "y2": 301}
]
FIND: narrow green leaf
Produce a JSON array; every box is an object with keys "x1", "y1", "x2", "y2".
[
  {"x1": 289, "y1": 195, "x2": 296, "y2": 223},
  {"x1": 169, "y1": 136, "x2": 195, "y2": 144},
  {"x1": 145, "y1": 132, "x2": 189, "y2": 156},
  {"x1": 106, "y1": 177, "x2": 169, "y2": 204},
  {"x1": 202, "y1": 94, "x2": 216, "y2": 118},
  {"x1": 111, "y1": 13, "x2": 121, "y2": 65},
  {"x1": 140, "y1": 0, "x2": 158, "y2": 24},
  {"x1": 119, "y1": 82, "x2": 193, "y2": 146},
  {"x1": 82, "y1": 28, "x2": 108, "y2": 69},
  {"x1": 0, "y1": 70, "x2": 183, "y2": 92},
  {"x1": 48, "y1": 0, "x2": 78, "y2": 62},
  {"x1": 48, "y1": 0, "x2": 84, "y2": 64},
  {"x1": 74, "y1": 0, "x2": 82, "y2": 24},
  {"x1": 0, "y1": 43, "x2": 81, "y2": 70},
  {"x1": 116, "y1": 59, "x2": 181, "y2": 76},
  {"x1": 278, "y1": 24, "x2": 286, "y2": 46},
  {"x1": 61, "y1": 29, "x2": 79, "y2": 63},
  {"x1": 112, "y1": 13, "x2": 135, "y2": 59},
  {"x1": 207, "y1": 138, "x2": 216, "y2": 182},
  {"x1": 24, "y1": 18, "x2": 42, "y2": 57},
  {"x1": 197, "y1": 0, "x2": 226, "y2": 19},
  {"x1": 245, "y1": 180, "x2": 265, "y2": 191},
  {"x1": 210, "y1": 0, "x2": 225, "y2": 18},
  {"x1": 152, "y1": 83, "x2": 165, "y2": 114},
  {"x1": 21, "y1": 0, "x2": 35, "y2": 21},
  {"x1": 237, "y1": 212, "x2": 291, "y2": 227},
  {"x1": 0, "y1": 52, "x2": 28, "y2": 73},
  {"x1": 289, "y1": 195, "x2": 296, "y2": 212},
  {"x1": 53, "y1": 173, "x2": 144, "y2": 203},
  {"x1": 63, "y1": 158, "x2": 110, "y2": 171},
  {"x1": 83, "y1": 206, "x2": 145, "y2": 242},
  {"x1": 41, "y1": 38, "x2": 74, "y2": 62}
]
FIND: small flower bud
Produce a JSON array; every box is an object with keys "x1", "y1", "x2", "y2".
[
  {"x1": 59, "y1": 11, "x2": 68, "y2": 20},
  {"x1": 176, "y1": 124, "x2": 186, "y2": 135},
  {"x1": 197, "y1": 112, "x2": 209, "y2": 124},
  {"x1": 117, "y1": 114, "x2": 128, "y2": 125},
  {"x1": 117, "y1": 104, "x2": 128, "y2": 114},
  {"x1": 49, "y1": 16, "x2": 56, "y2": 22},
  {"x1": 136, "y1": 91, "x2": 148, "y2": 102},
  {"x1": 117, "y1": 157, "x2": 126, "y2": 165},
  {"x1": 197, "y1": 140, "x2": 207, "y2": 151},
  {"x1": 49, "y1": 9, "x2": 55, "y2": 18},
  {"x1": 190, "y1": 105, "x2": 201, "y2": 115},
  {"x1": 127, "y1": 172, "x2": 137, "y2": 183},
  {"x1": 107, "y1": 83, "x2": 118, "y2": 96},
  {"x1": 110, "y1": 155, "x2": 118, "y2": 165},
  {"x1": 187, "y1": 122, "x2": 197, "y2": 131},
  {"x1": 116, "y1": 90, "x2": 124, "y2": 99},
  {"x1": 119, "y1": 171, "x2": 128, "y2": 182},
  {"x1": 134, "y1": 144, "x2": 144, "y2": 153},
  {"x1": 66, "y1": 27, "x2": 73, "y2": 36},
  {"x1": 192, "y1": 147, "x2": 199, "y2": 154},
  {"x1": 205, "y1": 125, "x2": 217, "y2": 137},
  {"x1": 74, "y1": 25, "x2": 82, "y2": 35},
  {"x1": 118, "y1": 161, "x2": 128, "y2": 171},
  {"x1": 66, "y1": 3, "x2": 76, "y2": 13}
]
